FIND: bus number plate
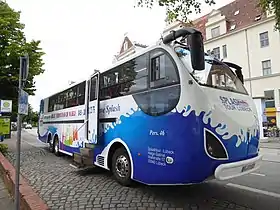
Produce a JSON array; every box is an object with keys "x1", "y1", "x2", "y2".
[{"x1": 241, "y1": 163, "x2": 255, "y2": 172}]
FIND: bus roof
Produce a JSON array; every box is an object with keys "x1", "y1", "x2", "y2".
[
  {"x1": 42, "y1": 40, "x2": 166, "y2": 101},
  {"x1": 42, "y1": 78, "x2": 87, "y2": 100}
]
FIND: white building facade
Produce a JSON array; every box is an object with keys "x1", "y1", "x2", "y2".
[{"x1": 163, "y1": 0, "x2": 280, "y2": 135}]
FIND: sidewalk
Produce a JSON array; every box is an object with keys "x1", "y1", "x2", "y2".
[
  {"x1": 259, "y1": 138, "x2": 280, "y2": 163},
  {"x1": 259, "y1": 138, "x2": 280, "y2": 149},
  {"x1": 0, "y1": 178, "x2": 14, "y2": 210}
]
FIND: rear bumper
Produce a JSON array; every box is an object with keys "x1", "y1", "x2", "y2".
[{"x1": 214, "y1": 154, "x2": 263, "y2": 181}]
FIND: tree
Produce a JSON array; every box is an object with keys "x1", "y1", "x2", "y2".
[
  {"x1": 0, "y1": 1, "x2": 45, "y2": 120},
  {"x1": 24, "y1": 104, "x2": 39, "y2": 126},
  {"x1": 136, "y1": 0, "x2": 280, "y2": 30},
  {"x1": 259, "y1": 0, "x2": 280, "y2": 30}
]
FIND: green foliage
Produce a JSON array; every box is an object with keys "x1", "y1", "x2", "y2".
[
  {"x1": 23, "y1": 103, "x2": 39, "y2": 126},
  {"x1": 136, "y1": 0, "x2": 215, "y2": 22},
  {"x1": 0, "y1": 143, "x2": 8, "y2": 155},
  {"x1": 259, "y1": 0, "x2": 280, "y2": 31},
  {"x1": 136, "y1": 0, "x2": 280, "y2": 31},
  {"x1": 0, "y1": 1, "x2": 45, "y2": 119}
]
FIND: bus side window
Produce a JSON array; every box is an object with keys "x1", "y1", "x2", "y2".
[
  {"x1": 150, "y1": 50, "x2": 179, "y2": 88},
  {"x1": 151, "y1": 56, "x2": 164, "y2": 82},
  {"x1": 99, "y1": 53, "x2": 148, "y2": 100},
  {"x1": 132, "y1": 49, "x2": 180, "y2": 116},
  {"x1": 77, "y1": 81, "x2": 86, "y2": 105},
  {"x1": 90, "y1": 77, "x2": 97, "y2": 101},
  {"x1": 66, "y1": 86, "x2": 78, "y2": 108}
]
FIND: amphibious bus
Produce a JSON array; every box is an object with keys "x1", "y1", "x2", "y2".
[{"x1": 38, "y1": 27, "x2": 262, "y2": 186}]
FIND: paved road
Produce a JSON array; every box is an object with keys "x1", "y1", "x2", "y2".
[{"x1": 3, "y1": 129, "x2": 280, "y2": 210}]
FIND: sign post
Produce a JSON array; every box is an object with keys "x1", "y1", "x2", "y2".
[
  {"x1": 15, "y1": 55, "x2": 29, "y2": 210},
  {"x1": 0, "y1": 100, "x2": 13, "y2": 113}
]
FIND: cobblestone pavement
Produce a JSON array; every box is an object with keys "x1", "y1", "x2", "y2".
[{"x1": 3, "y1": 131, "x2": 280, "y2": 210}]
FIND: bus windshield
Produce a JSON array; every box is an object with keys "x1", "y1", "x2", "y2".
[{"x1": 175, "y1": 46, "x2": 248, "y2": 95}]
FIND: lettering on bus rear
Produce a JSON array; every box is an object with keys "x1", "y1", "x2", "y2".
[{"x1": 147, "y1": 146, "x2": 175, "y2": 166}]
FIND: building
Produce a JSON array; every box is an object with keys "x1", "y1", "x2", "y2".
[
  {"x1": 163, "y1": 0, "x2": 280, "y2": 134},
  {"x1": 113, "y1": 34, "x2": 148, "y2": 63}
]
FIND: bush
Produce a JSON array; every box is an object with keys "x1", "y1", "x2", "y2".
[{"x1": 0, "y1": 143, "x2": 8, "y2": 155}]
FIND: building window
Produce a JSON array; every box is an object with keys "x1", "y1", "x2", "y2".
[
  {"x1": 211, "y1": 26, "x2": 220, "y2": 38},
  {"x1": 260, "y1": 31, "x2": 269, "y2": 47},
  {"x1": 123, "y1": 41, "x2": 128, "y2": 51},
  {"x1": 230, "y1": 24, "x2": 236, "y2": 30},
  {"x1": 222, "y1": 45, "x2": 227, "y2": 58},
  {"x1": 264, "y1": 90, "x2": 275, "y2": 108},
  {"x1": 234, "y1": 10, "x2": 239, "y2": 15},
  {"x1": 262, "y1": 60, "x2": 272, "y2": 76},
  {"x1": 212, "y1": 47, "x2": 220, "y2": 59}
]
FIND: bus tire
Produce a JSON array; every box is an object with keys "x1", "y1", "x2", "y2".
[
  {"x1": 48, "y1": 135, "x2": 54, "y2": 153},
  {"x1": 111, "y1": 147, "x2": 132, "y2": 186},
  {"x1": 53, "y1": 136, "x2": 60, "y2": 156}
]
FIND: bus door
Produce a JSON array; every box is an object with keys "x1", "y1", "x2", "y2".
[{"x1": 87, "y1": 71, "x2": 100, "y2": 144}]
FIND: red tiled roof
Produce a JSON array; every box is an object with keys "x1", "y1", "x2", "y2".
[{"x1": 191, "y1": 0, "x2": 266, "y2": 40}]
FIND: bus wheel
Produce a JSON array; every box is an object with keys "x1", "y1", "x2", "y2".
[
  {"x1": 53, "y1": 136, "x2": 60, "y2": 156},
  {"x1": 112, "y1": 147, "x2": 132, "y2": 186},
  {"x1": 48, "y1": 136, "x2": 54, "y2": 153}
]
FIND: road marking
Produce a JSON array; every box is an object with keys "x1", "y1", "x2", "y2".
[
  {"x1": 250, "y1": 172, "x2": 266, "y2": 176},
  {"x1": 227, "y1": 183, "x2": 280, "y2": 199},
  {"x1": 69, "y1": 164, "x2": 78, "y2": 169}
]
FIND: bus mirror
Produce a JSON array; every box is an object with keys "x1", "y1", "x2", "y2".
[{"x1": 189, "y1": 33, "x2": 205, "y2": 71}]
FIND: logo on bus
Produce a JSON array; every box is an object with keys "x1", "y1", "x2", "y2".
[{"x1": 220, "y1": 96, "x2": 252, "y2": 112}]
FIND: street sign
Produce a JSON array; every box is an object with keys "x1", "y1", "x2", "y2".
[
  {"x1": 0, "y1": 100, "x2": 12, "y2": 113},
  {"x1": 21, "y1": 55, "x2": 29, "y2": 81},
  {"x1": 0, "y1": 117, "x2": 11, "y2": 135},
  {"x1": 18, "y1": 90, "x2": 29, "y2": 115}
]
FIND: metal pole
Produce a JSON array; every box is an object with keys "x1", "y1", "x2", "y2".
[
  {"x1": 15, "y1": 57, "x2": 23, "y2": 210},
  {"x1": 245, "y1": 29, "x2": 253, "y2": 96}
]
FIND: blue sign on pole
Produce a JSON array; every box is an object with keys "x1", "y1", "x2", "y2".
[{"x1": 18, "y1": 90, "x2": 28, "y2": 115}]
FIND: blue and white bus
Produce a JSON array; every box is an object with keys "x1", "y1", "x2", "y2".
[{"x1": 38, "y1": 27, "x2": 262, "y2": 186}]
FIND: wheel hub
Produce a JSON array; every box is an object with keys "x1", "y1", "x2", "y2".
[{"x1": 115, "y1": 155, "x2": 129, "y2": 178}]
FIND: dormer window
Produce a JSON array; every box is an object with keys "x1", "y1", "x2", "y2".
[
  {"x1": 211, "y1": 26, "x2": 220, "y2": 38},
  {"x1": 234, "y1": 10, "x2": 239, "y2": 15},
  {"x1": 255, "y1": 15, "x2": 261, "y2": 21},
  {"x1": 230, "y1": 24, "x2": 236, "y2": 30},
  {"x1": 123, "y1": 41, "x2": 128, "y2": 51}
]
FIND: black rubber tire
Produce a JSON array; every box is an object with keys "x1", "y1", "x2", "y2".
[
  {"x1": 53, "y1": 136, "x2": 60, "y2": 156},
  {"x1": 48, "y1": 136, "x2": 54, "y2": 153},
  {"x1": 111, "y1": 147, "x2": 132, "y2": 186}
]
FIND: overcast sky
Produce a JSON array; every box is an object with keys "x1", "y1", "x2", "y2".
[{"x1": 6, "y1": 0, "x2": 234, "y2": 111}]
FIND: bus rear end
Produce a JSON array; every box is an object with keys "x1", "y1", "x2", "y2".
[{"x1": 175, "y1": 45, "x2": 262, "y2": 182}]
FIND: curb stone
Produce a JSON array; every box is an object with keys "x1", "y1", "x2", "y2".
[{"x1": 0, "y1": 152, "x2": 50, "y2": 210}]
